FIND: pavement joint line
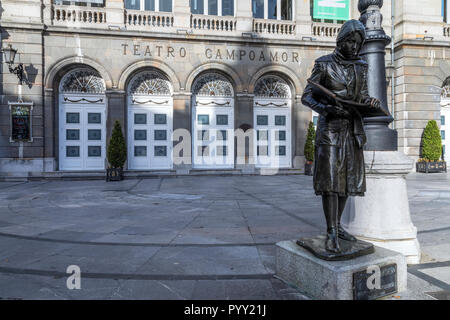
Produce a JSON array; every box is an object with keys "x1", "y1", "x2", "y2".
[
  {"x1": 407, "y1": 269, "x2": 450, "y2": 291},
  {"x1": 417, "y1": 226, "x2": 450, "y2": 234},
  {"x1": 231, "y1": 185, "x2": 322, "y2": 230},
  {"x1": 0, "y1": 266, "x2": 275, "y2": 281},
  {"x1": 0, "y1": 232, "x2": 276, "y2": 247}
]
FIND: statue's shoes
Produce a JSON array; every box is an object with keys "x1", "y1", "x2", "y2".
[
  {"x1": 338, "y1": 225, "x2": 357, "y2": 242},
  {"x1": 325, "y1": 229, "x2": 341, "y2": 253}
]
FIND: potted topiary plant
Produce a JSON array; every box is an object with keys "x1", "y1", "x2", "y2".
[
  {"x1": 106, "y1": 120, "x2": 127, "y2": 181},
  {"x1": 304, "y1": 121, "x2": 316, "y2": 176},
  {"x1": 417, "y1": 120, "x2": 447, "y2": 173}
]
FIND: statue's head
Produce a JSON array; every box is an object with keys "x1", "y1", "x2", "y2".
[{"x1": 336, "y1": 20, "x2": 366, "y2": 59}]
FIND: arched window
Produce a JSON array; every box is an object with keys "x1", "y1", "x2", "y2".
[
  {"x1": 128, "y1": 70, "x2": 172, "y2": 96},
  {"x1": 192, "y1": 73, "x2": 234, "y2": 97},
  {"x1": 254, "y1": 75, "x2": 291, "y2": 99},
  {"x1": 60, "y1": 68, "x2": 105, "y2": 94}
]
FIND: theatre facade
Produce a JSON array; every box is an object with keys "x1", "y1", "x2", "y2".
[{"x1": 1, "y1": 0, "x2": 450, "y2": 177}]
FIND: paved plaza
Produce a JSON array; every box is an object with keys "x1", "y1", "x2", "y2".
[{"x1": 0, "y1": 173, "x2": 448, "y2": 300}]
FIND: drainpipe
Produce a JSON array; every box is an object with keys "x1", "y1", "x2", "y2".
[{"x1": 391, "y1": 0, "x2": 395, "y2": 129}]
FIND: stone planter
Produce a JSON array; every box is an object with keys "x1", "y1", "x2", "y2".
[
  {"x1": 106, "y1": 168, "x2": 123, "y2": 181},
  {"x1": 304, "y1": 161, "x2": 314, "y2": 176},
  {"x1": 416, "y1": 161, "x2": 447, "y2": 173}
]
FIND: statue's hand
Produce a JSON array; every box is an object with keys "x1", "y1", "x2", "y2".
[{"x1": 366, "y1": 97, "x2": 381, "y2": 109}]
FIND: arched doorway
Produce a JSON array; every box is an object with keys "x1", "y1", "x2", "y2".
[
  {"x1": 441, "y1": 84, "x2": 450, "y2": 160},
  {"x1": 253, "y1": 75, "x2": 292, "y2": 168},
  {"x1": 192, "y1": 72, "x2": 235, "y2": 169},
  {"x1": 127, "y1": 70, "x2": 173, "y2": 170},
  {"x1": 58, "y1": 68, "x2": 106, "y2": 171}
]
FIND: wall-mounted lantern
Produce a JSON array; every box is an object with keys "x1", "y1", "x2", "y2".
[{"x1": 1, "y1": 44, "x2": 27, "y2": 85}]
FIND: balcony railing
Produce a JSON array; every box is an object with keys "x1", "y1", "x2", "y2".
[
  {"x1": 125, "y1": 9, "x2": 174, "y2": 30},
  {"x1": 444, "y1": 25, "x2": 450, "y2": 37},
  {"x1": 253, "y1": 19, "x2": 296, "y2": 36},
  {"x1": 191, "y1": 14, "x2": 237, "y2": 33},
  {"x1": 52, "y1": 5, "x2": 107, "y2": 27},
  {"x1": 312, "y1": 22, "x2": 341, "y2": 38}
]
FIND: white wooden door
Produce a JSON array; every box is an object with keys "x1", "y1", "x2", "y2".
[
  {"x1": 192, "y1": 97, "x2": 234, "y2": 169},
  {"x1": 128, "y1": 98, "x2": 173, "y2": 170},
  {"x1": 59, "y1": 95, "x2": 106, "y2": 171}
]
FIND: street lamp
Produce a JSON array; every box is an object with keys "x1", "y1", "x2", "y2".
[{"x1": 1, "y1": 44, "x2": 26, "y2": 85}]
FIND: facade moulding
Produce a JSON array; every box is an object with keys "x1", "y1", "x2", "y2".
[
  {"x1": 248, "y1": 64, "x2": 303, "y2": 97},
  {"x1": 185, "y1": 62, "x2": 243, "y2": 93},
  {"x1": 117, "y1": 59, "x2": 182, "y2": 92},
  {"x1": 44, "y1": 56, "x2": 114, "y2": 90}
]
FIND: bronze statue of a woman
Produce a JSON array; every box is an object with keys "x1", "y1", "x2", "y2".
[{"x1": 301, "y1": 19, "x2": 381, "y2": 254}]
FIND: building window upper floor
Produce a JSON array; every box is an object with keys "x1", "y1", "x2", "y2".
[
  {"x1": 124, "y1": 0, "x2": 173, "y2": 12},
  {"x1": 190, "y1": 0, "x2": 235, "y2": 16},
  {"x1": 252, "y1": 0, "x2": 293, "y2": 20}
]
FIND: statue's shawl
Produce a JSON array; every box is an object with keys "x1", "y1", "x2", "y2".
[{"x1": 336, "y1": 19, "x2": 366, "y2": 45}]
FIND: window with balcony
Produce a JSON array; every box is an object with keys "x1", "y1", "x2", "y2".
[
  {"x1": 125, "y1": 0, "x2": 172, "y2": 12},
  {"x1": 54, "y1": 0, "x2": 104, "y2": 6},
  {"x1": 191, "y1": 0, "x2": 234, "y2": 16},
  {"x1": 252, "y1": 0, "x2": 293, "y2": 20},
  {"x1": 310, "y1": 0, "x2": 348, "y2": 24}
]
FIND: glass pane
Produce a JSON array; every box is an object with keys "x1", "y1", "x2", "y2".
[
  {"x1": 88, "y1": 113, "x2": 101, "y2": 124},
  {"x1": 216, "y1": 146, "x2": 227, "y2": 156},
  {"x1": 198, "y1": 114, "x2": 209, "y2": 125},
  {"x1": 313, "y1": 116, "x2": 319, "y2": 126},
  {"x1": 442, "y1": 130, "x2": 446, "y2": 140},
  {"x1": 159, "y1": 0, "x2": 172, "y2": 12},
  {"x1": 145, "y1": 0, "x2": 155, "y2": 11},
  {"x1": 88, "y1": 146, "x2": 101, "y2": 157},
  {"x1": 154, "y1": 146, "x2": 167, "y2": 156},
  {"x1": 198, "y1": 145, "x2": 209, "y2": 157},
  {"x1": 257, "y1": 130, "x2": 268, "y2": 141},
  {"x1": 66, "y1": 113, "x2": 80, "y2": 124},
  {"x1": 268, "y1": 0, "x2": 277, "y2": 19},
  {"x1": 209, "y1": 0, "x2": 218, "y2": 15},
  {"x1": 275, "y1": 115, "x2": 286, "y2": 126},
  {"x1": 276, "y1": 146, "x2": 286, "y2": 156},
  {"x1": 217, "y1": 130, "x2": 227, "y2": 140},
  {"x1": 281, "y1": 0, "x2": 292, "y2": 20},
  {"x1": 276, "y1": 130, "x2": 286, "y2": 141},
  {"x1": 66, "y1": 146, "x2": 80, "y2": 157},
  {"x1": 442, "y1": 116, "x2": 446, "y2": 125},
  {"x1": 216, "y1": 115, "x2": 228, "y2": 125},
  {"x1": 191, "y1": 0, "x2": 204, "y2": 14},
  {"x1": 125, "y1": 0, "x2": 140, "y2": 10},
  {"x1": 88, "y1": 129, "x2": 101, "y2": 140},
  {"x1": 154, "y1": 114, "x2": 167, "y2": 124},
  {"x1": 257, "y1": 146, "x2": 268, "y2": 156},
  {"x1": 257, "y1": 115, "x2": 268, "y2": 126},
  {"x1": 134, "y1": 130, "x2": 147, "y2": 141},
  {"x1": 134, "y1": 113, "x2": 147, "y2": 124},
  {"x1": 154, "y1": 130, "x2": 167, "y2": 141},
  {"x1": 222, "y1": 0, "x2": 234, "y2": 16},
  {"x1": 198, "y1": 130, "x2": 209, "y2": 140},
  {"x1": 134, "y1": 146, "x2": 147, "y2": 157},
  {"x1": 252, "y1": 0, "x2": 264, "y2": 18},
  {"x1": 66, "y1": 129, "x2": 80, "y2": 141}
]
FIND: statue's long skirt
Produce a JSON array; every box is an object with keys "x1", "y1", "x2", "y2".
[{"x1": 313, "y1": 117, "x2": 366, "y2": 197}]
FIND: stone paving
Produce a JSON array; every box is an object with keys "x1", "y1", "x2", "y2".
[{"x1": 0, "y1": 173, "x2": 448, "y2": 300}]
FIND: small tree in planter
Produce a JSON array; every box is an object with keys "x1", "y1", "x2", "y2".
[
  {"x1": 304, "y1": 121, "x2": 316, "y2": 176},
  {"x1": 417, "y1": 120, "x2": 447, "y2": 173},
  {"x1": 106, "y1": 120, "x2": 127, "y2": 181}
]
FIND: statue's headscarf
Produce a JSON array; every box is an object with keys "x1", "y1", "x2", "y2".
[{"x1": 336, "y1": 19, "x2": 366, "y2": 58}]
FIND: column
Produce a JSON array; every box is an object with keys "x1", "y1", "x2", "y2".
[
  {"x1": 295, "y1": 0, "x2": 312, "y2": 37},
  {"x1": 105, "y1": 90, "x2": 126, "y2": 148},
  {"x1": 44, "y1": 88, "x2": 56, "y2": 171},
  {"x1": 105, "y1": 0, "x2": 126, "y2": 27},
  {"x1": 235, "y1": 94, "x2": 255, "y2": 169},
  {"x1": 173, "y1": 0, "x2": 192, "y2": 29},
  {"x1": 172, "y1": 93, "x2": 192, "y2": 172},
  {"x1": 235, "y1": 0, "x2": 253, "y2": 33}
]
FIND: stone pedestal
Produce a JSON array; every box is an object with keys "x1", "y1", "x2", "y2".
[
  {"x1": 276, "y1": 240, "x2": 407, "y2": 300},
  {"x1": 341, "y1": 151, "x2": 421, "y2": 264}
]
